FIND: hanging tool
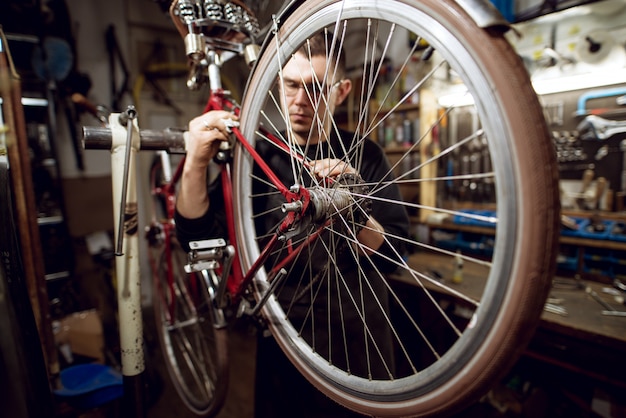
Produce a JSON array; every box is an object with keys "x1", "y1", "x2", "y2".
[
  {"x1": 615, "y1": 140, "x2": 626, "y2": 210},
  {"x1": 452, "y1": 250, "x2": 463, "y2": 284},
  {"x1": 132, "y1": 40, "x2": 187, "y2": 115},
  {"x1": 576, "y1": 168, "x2": 594, "y2": 210},
  {"x1": 592, "y1": 176, "x2": 607, "y2": 210},
  {"x1": 577, "y1": 115, "x2": 626, "y2": 141},
  {"x1": 621, "y1": 139, "x2": 626, "y2": 193},
  {"x1": 32, "y1": 36, "x2": 86, "y2": 170}
]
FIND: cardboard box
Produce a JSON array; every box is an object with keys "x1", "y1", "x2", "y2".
[{"x1": 54, "y1": 309, "x2": 105, "y2": 363}]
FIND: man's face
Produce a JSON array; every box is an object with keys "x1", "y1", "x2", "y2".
[{"x1": 280, "y1": 52, "x2": 351, "y2": 144}]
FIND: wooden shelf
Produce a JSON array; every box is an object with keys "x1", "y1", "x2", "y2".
[
  {"x1": 427, "y1": 219, "x2": 626, "y2": 251},
  {"x1": 384, "y1": 145, "x2": 419, "y2": 155},
  {"x1": 379, "y1": 102, "x2": 420, "y2": 113},
  {"x1": 425, "y1": 213, "x2": 626, "y2": 282}
]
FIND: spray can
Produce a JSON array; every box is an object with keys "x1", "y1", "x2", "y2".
[{"x1": 452, "y1": 250, "x2": 463, "y2": 284}]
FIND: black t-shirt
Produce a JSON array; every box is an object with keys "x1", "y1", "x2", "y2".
[
  {"x1": 176, "y1": 129, "x2": 409, "y2": 265},
  {"x1": 175, "y1": 129, "x2": 410, "y2": 378}
]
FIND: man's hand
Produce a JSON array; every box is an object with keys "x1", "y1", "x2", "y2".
[
  {"x1": 185, "y1": 110, "x2": 239, "y2": 170},
  {"x1": 309, "y1": 158, "x2": 385, "y2": 254},
  {"x1": 309, "y1": 158, "x2": 356, "y2": 178},
  {"x1": 177, "y1": 110, "x2": 238, "y2": 219}
]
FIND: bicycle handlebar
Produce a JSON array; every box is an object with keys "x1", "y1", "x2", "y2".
[{"x1": 82, "y1": 126, "x2": 186, "y2": 153}]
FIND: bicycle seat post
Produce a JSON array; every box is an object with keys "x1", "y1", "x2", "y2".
[{"x1": 206, "y1": 50, "x2": 223, "y2": 92}]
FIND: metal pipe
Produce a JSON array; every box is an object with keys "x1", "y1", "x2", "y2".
[
  {"x1": 576, "y1": 87, "x2": 626, "y2": 116},
  {"x1": 82, "y1": 126, "x2": 186, "y2": 152}
]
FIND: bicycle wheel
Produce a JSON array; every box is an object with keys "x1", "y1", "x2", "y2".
[
  {"x1": 152, "y1": 237, "x2": 229, "y2": 416},
  {"x1": 235, "y1": 0, "x2": 560, "y2": 416}
]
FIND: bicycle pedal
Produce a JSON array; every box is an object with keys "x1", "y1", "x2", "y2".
[
  {"x1": 189, "y1": 238, "x2": 227, "y2": 250},
  {"x1": 184, "y1": 260, "x2": 220, "y2": 273}
]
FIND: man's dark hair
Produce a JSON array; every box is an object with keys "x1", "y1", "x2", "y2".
[{"x1": 297, "y1": 30, "x2": 346, "y2": 80}]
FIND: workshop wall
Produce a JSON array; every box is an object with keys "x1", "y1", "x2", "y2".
[
  {"x1": 54, "y1": 0, "x2": 208, "y2": 306},
  {"x1": 55, "y1": 0, "x2": 282, "y2": 304},
  {"x1": 508, "y1": 0, "x2": 626, "y2": 212},
  {"x1": 8, "y1": 0, "x2": 626, "y2": 303},
  {"x1": 508, "y1": 0, "x2": 626, "y2": 88}
]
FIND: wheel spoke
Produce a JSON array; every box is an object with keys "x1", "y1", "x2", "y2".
[{"x1": 235, "y1": 0, "x2": 558, "y2": 415}]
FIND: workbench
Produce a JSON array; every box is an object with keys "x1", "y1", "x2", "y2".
[
  {"x1": 528, "y1": 277, "x2": 626, "y2": 392},
  {"x1": 402, "y1": 251, "x2": 626, "y2": 392}
]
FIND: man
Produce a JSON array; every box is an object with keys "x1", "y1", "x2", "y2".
[{"x1": 176, "y1": 32, "x2": 409, "y2": 417}]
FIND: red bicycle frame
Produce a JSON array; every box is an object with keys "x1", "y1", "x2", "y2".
[{"x1": 150, "y1": 88, "x2": 315, "y2": 307}]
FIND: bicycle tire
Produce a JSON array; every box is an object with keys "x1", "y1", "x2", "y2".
[
  {"x1": 151, "y1": 171, "x2": 229, "y2": 416},
  {"x1": 235, "y1": 0, "x2": 560, "y2": 416}
]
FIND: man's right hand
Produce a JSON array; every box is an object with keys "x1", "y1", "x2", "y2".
[
  {"x1": 176, "y1": 110, "x2": 239, "y2": 219},
  {"x1": 185, "y1": 110, "x2": 240, "y2": 170}
]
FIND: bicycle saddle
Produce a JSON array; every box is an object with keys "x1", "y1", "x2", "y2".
[
  {"x1": 168, "y1": 0, "x2": 261, "y2": 90},
  {"x1": 169, "y1": 0, "x2": 260, "y2": 56}
]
